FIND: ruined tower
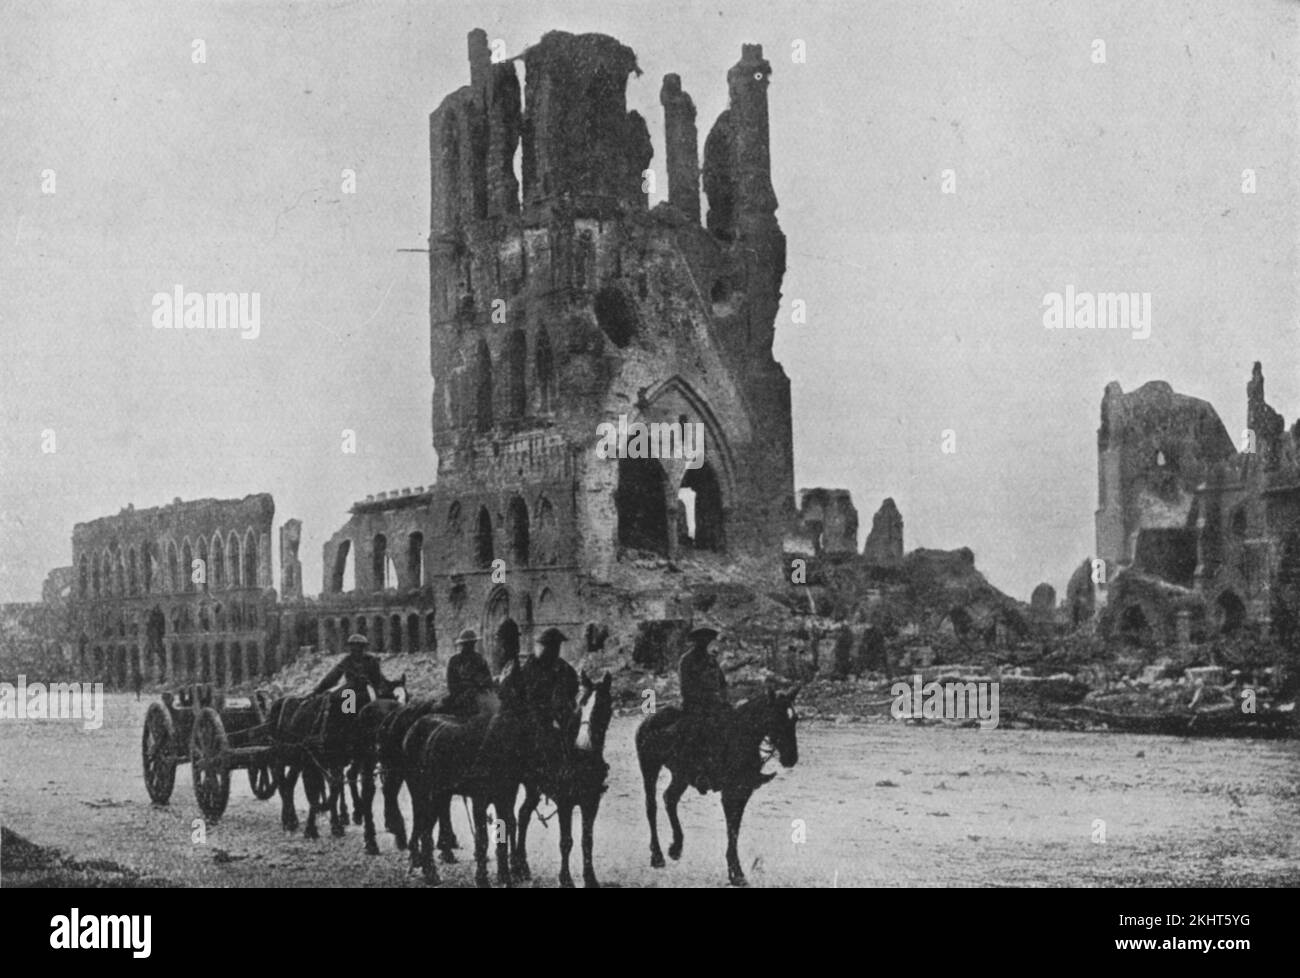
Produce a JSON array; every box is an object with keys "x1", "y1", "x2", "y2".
[{"x1": 321, "y1": 29, "x2": 794, "y2": 662}]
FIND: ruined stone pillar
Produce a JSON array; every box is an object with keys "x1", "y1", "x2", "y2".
[{"x1": 660, "y1": 74, "x2": 700, "y2": 222}]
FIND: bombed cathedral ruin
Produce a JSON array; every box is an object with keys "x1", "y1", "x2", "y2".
[{"x1": 24, "y1": 29, "x2": 797, "y2": 686}]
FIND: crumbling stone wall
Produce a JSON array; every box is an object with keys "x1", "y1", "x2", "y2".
[
  {"x1": 395, "y1": 28, "x2": 795, "y2": 659},
  {"x1": 863, "y1": 497, "x2": 904, "y2": 566},
  {"x1": 67, "y1": 494, "x2": 278, "y2": 689}
]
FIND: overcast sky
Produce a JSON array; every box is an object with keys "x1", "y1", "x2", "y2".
[{"x1": 2, "y1": 0, "x2": 1296, "y2": 603}]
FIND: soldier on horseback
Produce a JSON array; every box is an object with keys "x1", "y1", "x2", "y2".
[
  {"x1": 678, "y1": 625, "x2": 730, "y2": 792},
  {"x1": 521, "y1": 627, "x2": 579, "y2": 789},
  {"x1": 434, "y1": 629, "x2": 494, "y2": 717},
  {"x1": 312, "y1": 633, "x2": 397, "y2": 710}
]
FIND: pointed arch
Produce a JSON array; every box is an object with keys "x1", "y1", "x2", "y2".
[
  {"x1": 505, "y1": 329, "x2": 527, "y2": 419},
  {"x1": 475, "y1": 339, "x2": 494, "y2": 432},
  {"x1": 534, "y1": 326, "x2": 554, "y2": 413},
  {"x1": 243, "y1": 528, "x2": 257, "y2": 587},
  {"x1": 227, "y1": 532, "x2": 241, "y2": 588},
  {"x1": 506, "y1": 496, "x2": 529, "y2": 566},
  {"x1": 475, "y1": 506, "x2": 494, "y2": 568}
]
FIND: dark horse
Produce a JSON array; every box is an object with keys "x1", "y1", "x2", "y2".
[
  {"x1": 513, "y1": 671, "x2": 614, "y2": 888},
  {"x1": 346, "y1": 695, "x2": 461, "y2": 857},
  {"x1": 267, "y1": 676, "x2": 406, "y2": 839},
  {"x1": 635, "y1": 686, "x2": 800, "y2": 886},
  {"x1": 403, "y1": 689, "x2": 529, "y2": 886}
]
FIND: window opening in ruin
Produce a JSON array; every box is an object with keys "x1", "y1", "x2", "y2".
[
  {"x1": 594, "y1": 286, "x2": 638, "y2": 348},
  {"x1": 475, "y1": 507, "x2": 494, "y2": 568},
  {"x1": 680, "y1": 462, "x2": 725, "y2": 551},
  {"x1": 476, "y1": 340, "x2": 494, "y2": 431},
  {"x1": 225, "y1": 534, "x2": 239, "y2": 588},
  {"x1": 1216, "y1": 591, "x2": 1245, "y2": 635},
  {"x1": 506, "y1": 329, "x2": 527, "y2": 419},
  {"x1": 211, "y1": 536, "x2": 224, "y2": 589},
  {"x1": 331, "y1": 539, "x2": 354, "y2": 593},
  {"x1": 1156, "y1": 450, "x2": 1166, "y2": 467},
  {"x1": 243, "y1": 530, "x2": 258, "y2": 587},
  {"x1": 408, "y1": 532, "x2": 424, "y2": 587},
  {"x1": 506, "y1": 496, "x2": 530, "y2": 565},
  {"x1": 616, "y1": 457, "x2": 670, "y2": 556},
  {"x1": 1119, "y1": 605, "x2": 1150, "y2": 646},
  {"x1": 535, "y1": 328, "x2": 554, "y2": 412},
  {"x1": 372, "y1": 534, "x2": 388, "y2": 590}
]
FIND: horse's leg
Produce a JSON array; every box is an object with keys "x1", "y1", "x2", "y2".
[
  {"x1": 302, "y1": 764, "x2": 322, "y2": 840},
  {"x1": 419, "y1": 792, "x2": 443, "y2": 884},
  {"x1": 347, "y1": 760, "x2": 364, "y2": 825},
  {"x1": 665, "y1": 771, "x2": 689, "y2": 861},
  {"x1": 406, "y1": 776, "x2": 425, "y2": 872},
  {"x1": 360, "y1": 757, "x2": 379, "y2": 854},
  {"x1": 493, "y1": 792, "x2": 515, "y2": 888},
  {"x1": 513, "y1": 783, "x2": 539, "y2": 880},
  {"x1": 641, "y1": 754, "x2": 666, "y2": 868},
  {"x1": 580, "y1": 794, "x2": 601, "y2": 889},
  {"x1": 278, "y1": 757, "x2": 300, "y2": 833},
  {"x1": 328, "y1": 763, "x2": 347, "y2": 837},
  {"x1": 381, "y1": 766, "x2": 407, "y2": 849},
  {"x1": 471, "y1": 795, "x2": 491, "y2": 888},
  {"x1": 557, "y1": 801, "x2": 576, "y2": 888},
  {"x1": 436, "y1": 794, "x2": 458, "y2": 863},
  {"x1": 722, "y1": 787, "x2": 751, "y2": 887}
]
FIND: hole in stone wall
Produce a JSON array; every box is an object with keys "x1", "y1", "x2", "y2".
[
  {"x1": 617, "y1": 457, "x2": 669, "y2": 556},
  {"x1": 594, "y1": 286, "x2": 638, "y2": 348}
]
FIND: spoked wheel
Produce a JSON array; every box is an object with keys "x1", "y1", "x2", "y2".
[
  {"x1": 249, "y1": 761, "x2": 279, "y2": 800},
  {"x1": 190, "y1": 707, "x2": 231, "y2": 821},
  {"x1": 142, "y1": 703, "x2": 177, "y2": 805}
]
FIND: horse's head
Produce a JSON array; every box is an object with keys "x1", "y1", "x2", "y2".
[
  {"x1": 383, "y1": 673, "x2": 408, "y2": 705},
  {"x1": 574, "y1": 671, "x2": 614, "y2": 754},
  {"x1": 762, "y1": 685, "x2": 801, "y2": 768}
]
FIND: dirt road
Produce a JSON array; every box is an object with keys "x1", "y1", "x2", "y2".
[{"x1": 2, "y1": 695, "x2": 1297, "y2": 887}]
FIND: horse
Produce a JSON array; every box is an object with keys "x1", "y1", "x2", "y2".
[
  {"x1": 268, "y1": 675, "x2": 405, "y2": 839},
  {"x1": 513, "y1": 671, "x2": 614, "y2": 888},
  {"x1": 635, "y1": 685, "x2": 800, "y2": 886},
  {"x1": 403, "y1": 689, "x2": 532, "y2": 887},
  {"x1": 346, "y1": 694, "x2": 463, "y2": 857}
]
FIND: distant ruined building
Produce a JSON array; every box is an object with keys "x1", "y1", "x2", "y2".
[
  {"x1": 33, "y1": 28, "x2": 795, "y2": 688},
  {"x1": 1073, "y1": 363, "x2": 1300, "y2": 651}
]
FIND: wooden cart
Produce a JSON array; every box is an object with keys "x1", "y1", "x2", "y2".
[{"x1": 141, "y1": 683, "x2": 282, "y2": 821}]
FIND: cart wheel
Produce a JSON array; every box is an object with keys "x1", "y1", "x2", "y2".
[
  {"x1": 142, "y1": 703, "x2": 177, "y2": 805},
  {"x1": 190, "y1": 707, "x2": 231, "y2": 821},
  {"x1": 249, "y1": 762, "x2": 279, "y2": 800}
]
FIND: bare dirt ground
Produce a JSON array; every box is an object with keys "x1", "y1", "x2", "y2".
[{"x1": 2, "y1": 694, "x2": 1298, "y2": 887}]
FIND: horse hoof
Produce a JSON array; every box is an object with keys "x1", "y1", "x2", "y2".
[
  {"x1": 476, "y1": 874, "x2": 491, "y2": 889},
  {"x1": 511, "y1": 861, "x2": 531, "y2": 881},
  {"x1": 304, "y1": 826, "x2": 319, "y2": 840},
  {"x1": 364, "y1": 840, "x2": 380, "y2": 856},
  {"x1": 729, "y1": 874, "x2": 748, "y2": 887},
  {"x1": 331, "y1": 824, "x2": 346, "y2": 838},
  {"x1": 559, "y1": 874, "x2": 575, "y2": 889},
  {"x1": 352, "y1": 812, "x2": 364, "y2": 826},
  {"x1": 584, "y1": 874, "x2": 600, "y2": 889},
  {"x1": 650, "y1": 852, "x2": 665, "y2": 869},
  {"x1": 395, "y1": 838, "x2": 408, "y2": 851},
  {"x1": 668, "y1": 843, "x2": 682, "y2": 861},
  {"x1": 438, "y1": 849, "x2": 457, "y2": 864}
]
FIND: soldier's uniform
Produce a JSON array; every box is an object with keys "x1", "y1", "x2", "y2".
[
  {"x1": 313, "y1": 634, "x2": 394, "y2": 709},
  {"x1": 678, "y1": 626, "x2": 730, "y2": 790},
  {"x1": 521, "y1": 628, "x2": 579, "y2": 788},
  {"x1": 435, "y1": 629, "x2": 493, "y2": 717}
]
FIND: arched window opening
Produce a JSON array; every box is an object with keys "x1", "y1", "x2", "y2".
[
  {"x1": 475, "y1": 507, "x2": 494, "y2": 568},
  {"x1": 506, "y1": 496, "x2": 530, "y2": 566},
  {"x1": 616, "y1": 457, "x2": 669, "y2": 556}
]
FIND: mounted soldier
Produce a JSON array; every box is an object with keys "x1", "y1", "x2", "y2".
[
  {"x1": 434, "y1": 628, "x2": 494, "y2": 718},
  {"x1": 520, "y1": 627, "x2": 579, "y2": 789},
  {"x1": 678, "y1": 624, "x2": 730, "y2": 792},
  {"x1": 312, "y1": 633, "x2": 398, "y2": 711}
]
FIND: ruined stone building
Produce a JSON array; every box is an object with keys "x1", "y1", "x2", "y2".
[
  {"x1": 27, "y1": 28, "x2": 796, "y2": 687},
  {"x1": 61, "y1": 495, "x2": 279, "y2": 688},
  {"x1": 310, "y1": 29, "x2": 794, "y2": 669},
  {"x1": 1077, "y1": 364, "x2": 1300, "y2": 650}
]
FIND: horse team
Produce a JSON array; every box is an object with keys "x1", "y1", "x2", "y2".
[{"x1": 256, "y1": 634, "x2": 801, "y2": 887}]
